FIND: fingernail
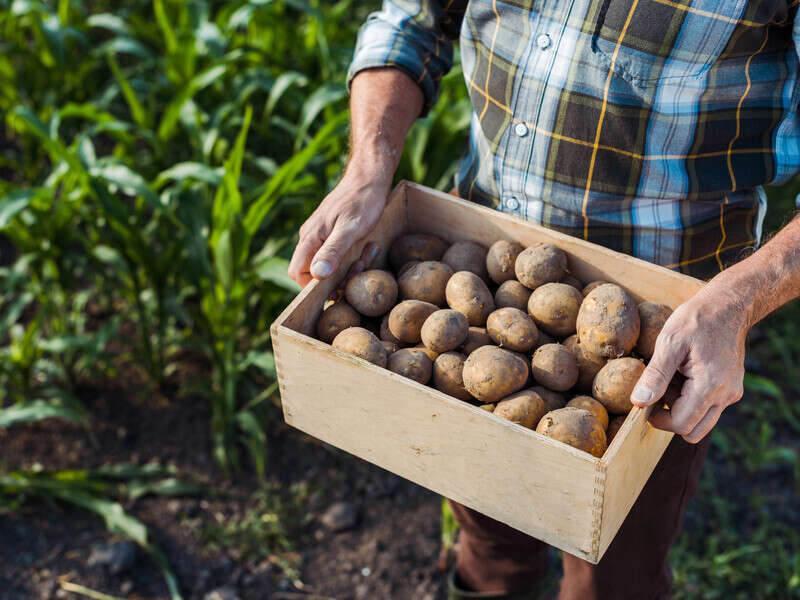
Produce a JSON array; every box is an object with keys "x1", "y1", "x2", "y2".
[
  {"x1": 310, "y1": 260, "x2": 332, "y2": 278},
  {"x1": 632, "y1": 385, "x2": 653, "y2": 405}
]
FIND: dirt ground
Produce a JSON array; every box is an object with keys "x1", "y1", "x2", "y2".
[{"x1": 0, "y1": 381, "x2": 448, "y2": 600}]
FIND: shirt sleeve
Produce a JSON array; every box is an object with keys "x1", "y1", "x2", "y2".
[{"x1": 347, "y1": 1, "x2": 467, "y2": 115}]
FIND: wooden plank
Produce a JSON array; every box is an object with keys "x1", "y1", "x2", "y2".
[
  {"x1": 275, "y1": 326, "x2": 601, "y2": 561},
  {"x1": 403, "y1": 182, "x2": 704, "y2": 308},
  {"x1": 595, "y1": 406, "x2": 674, "y2": 558}
]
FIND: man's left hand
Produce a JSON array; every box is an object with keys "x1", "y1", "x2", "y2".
[{"x1": 630, "y1": 283, "x2": 748, "y2": 443}]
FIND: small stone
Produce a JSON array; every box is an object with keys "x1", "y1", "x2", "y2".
[
  {"x1": 87, "y1": 541, "x2": 137, "y2": 575},
  {"x1": 203, "y1": 586, "x2": 240, "y2": 600},
  {"x1": 361, "y1": 567, "x2": 371, "y2": 577},
  {"x1": 320, "y1": 501, "x2": 360, "y2": 532}
]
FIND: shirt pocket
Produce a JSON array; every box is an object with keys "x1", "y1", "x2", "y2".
[{"x1": 590, "y1": 0, "x2": 748, "y2": 86}]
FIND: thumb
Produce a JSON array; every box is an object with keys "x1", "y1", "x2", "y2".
[
  {"x1": 310, "y1": 219, "x2": 360, "y2": 280},
  {"x1": 631, "y1": 333, "x2": 687, "y2": 407}
]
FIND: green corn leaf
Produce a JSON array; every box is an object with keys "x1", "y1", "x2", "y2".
[
  {"x1": 0, "y1": 190, "x2": 34, "y2": 228},
  {"x1": 153, "y1": 162, "x2": 223, "y2": 189},
  {"x1": 294, "y1": 82, "x2": 346, "y2": 150},
  {"x1": 106, "y1": 52, "x2": 149, "y2": 129},
  {"x1": 243, "y1": 110, "x2": 348, "y2": 237},
  {"x1": 158, "y1": 65, "x2": 227, "y2": 141},
  {"x1": 265, "y1": 71, "x2": 309, "y2": 116},
  {"x1": 743, "y1": 373, "x2": 783, "y2": 399},
  {"x1": 238, "y1": 350, "x2": 276, "y2": 377},
  {"x1": 90, "y1": 160, "x2": 158, "y2": 207},
  {"x1": 236, "y1": 409, "x2": 267, "y2": 478},
  {"x1": 213, "y1": 229, "x2": 234, "y2": 292},
  {"x1": 153, "y1": 0, "x2": 177, "y2": 53},
  {"x1": 211, "y1": 105, "x2": 252, "y2": 248},
  {"x1": 96, "y1": 36, "x2": 154, "y2": 59},
  {"x1": 0, "y1": 400, "x2": 83, "y2": 428},
  {"x1": 86, "y1": 13, "x2": 131, "y2": 35},
  {"x1": 126, "y1": 477, "x2": 203, "y2": 502},
  {"x1": 253, "y1": 256, "x2": 300, "y2": 293}
]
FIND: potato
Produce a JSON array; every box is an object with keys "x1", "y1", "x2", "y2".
[
  {"x1": 397, "y1": 260, "x2": 454, "y2": 306},
  {"x1": 387, "y1": 348, "x2": 433, "y2": 384},
  {"x1": 381, "y1": 339, "x2": 400, "y2": 355},
  {"x1": 331, "y1": 327, "x2": 387, "y2": 367},
  {"x1": 442, "y1": 241, "x2": 489, "y2": 281},
  {"x1": 566, "y1": 395, "x2": 609, "y2": 429},
  {"x1": 460, "y1": 327, "x2": 493, "y2": 355},
  {"x1": 388, "y1": 300, "x2": 438, "y2": 343},
  {"x1": 576, "y1": 283, "x2": 641, "y2": 358},
  {"x1": 535, "y1": 407, "x2": 607, "y2": 458},
  {"x1": 592, "y1": 357, "x2": 646, "y2": 414},
  {"x1": 532, "y1": 330, "x2": 555, "y2": 350},
  {"x1": 462, "y1": 346, "x2": 529, "y2": 403},
  {"x1": 480, "y1": 403, "x2": 496, "y2": 412},
  {"x1": 531, "y1": 385, "x2": 565, "y2": 412},
  {"x1": 380, "y1": 314, "x2": 404, "y2": 344},
  {"x1": 421, "y1": 309, "x2": 469, "y2": 353},
  {"x1": 397, "y1": 260, "x2": 421, "y2": 278},
  {"x1": 486, "y1": 240, "x2": 524, "y2": 284},
  {"x1": 389, "y1": 233, "x2": 448, "y2": 271},
  {"x1": 531, "y1": 343, "x2": 578, "y2": 391},
  {"x1": 486, "y1": 307, "x2": 538, "y2": 352},
  {"x1": 493, "y1": 389, "x2": 548, "y2": 429},
  {"x1": 527, "y1": 282, "x2": 583, "y2": 337},
  {"x1": 344, "y1": 269, "x2": 398, "y2": 317},
  {"x1": 636, "y1": 302, "x2": 672, "y2": 360},
  {"x1": 582, "y1": 281, "x2": 607, "y2": 297},
  {"x1": 514, "y1": 243, "x2": 568, "y2": 290},
  {"x1": 414, "y1": 343, "x2": 440, "y2": 362},
  {"x1": 445, "y1": 271, "x2": 495, "y2": 326},
  {"x1": 561, "y1": 273, "x2": 583, "y2": 290},
  {"x1": 607, "y1": 415, "x2": 626, "y2": 444},
  {"x1": 494, "y1": 280, "x2": 532, "y2": 311},
  {"x1": 432, "y1": 351, "x2": 473, "y2": 401},
  {"x1": 563, "y1": 334, "x2": 607, "y2": 392},
  {"x1": 316, "y1": 301, "x2": 361, "y2": 344}
]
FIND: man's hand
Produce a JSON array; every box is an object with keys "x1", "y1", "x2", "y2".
[
  {"x1": 630, "y1": 283, "x2": 748, "y2": 443},
  {"x1": 288, "y1": 170, "x2": 389, "y2": 287}
]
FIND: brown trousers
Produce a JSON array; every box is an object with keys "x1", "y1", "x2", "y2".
[{"x1": 450, "y1": 434, "x2": 710, "y2": 599}]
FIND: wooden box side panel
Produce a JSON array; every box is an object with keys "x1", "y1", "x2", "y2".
[
  {"x1": 596, "y1": 407, "x2": 674, "y2": 557},
  {"x1": 275, "y1": 328, "x2": 602, "y2": 561},
  {"x1": 403, "y1": 183, "x2": 703, "y2": 309}
]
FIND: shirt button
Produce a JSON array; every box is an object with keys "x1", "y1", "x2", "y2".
[
  {"x1": 514, "y1": 122, "x2": 529, "y2": 137},
  {"x1": 505, "y1": 196, "x2": 520, "y2": 211},
  {"x1": 536, "y1": 33, "x2": 552, "y2": 50}
]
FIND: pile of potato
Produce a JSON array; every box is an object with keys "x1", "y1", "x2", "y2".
[{"x1": 315, "y1": 233, "x2": 673, "y2": 458}]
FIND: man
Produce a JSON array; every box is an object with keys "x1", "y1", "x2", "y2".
[{"x1": 288, "y1": 1, "x2": 800, "y2": 597}]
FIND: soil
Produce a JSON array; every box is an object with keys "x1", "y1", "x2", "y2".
[{"x1": 0, "y1": 379, "x2": 448, "y2": 600}]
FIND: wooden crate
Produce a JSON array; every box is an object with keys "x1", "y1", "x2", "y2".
[{"x1": 271, "y1": 181, "x2": 703, "y2": 563}]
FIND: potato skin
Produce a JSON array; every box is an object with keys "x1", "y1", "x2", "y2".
[
  {"x1": 462, "y1": 346, "x2": 529, "y2": 403},
  {"x1": 486, "y1": 307, "x2": 539, "y2": 352},
  {"x1": 398, "y1": 261, "x2": 454, "y2": 306},
  {"x1": 460, "y1": 327, "x2": 493, "y2": 355},
  {"x1": 563, "y1": 334, "x2": 607, "y2": 392},
  {"x1": 389, "y1": 233, "x2": 448, "y2": 271},
  {"x1": 592, "y1": 357, "x2": 646, "y2": 414},
  {"x1": 561, "y1": 274, "x2": 583, "y2": 290},
  {"x1": 531, "y1": 385, "x2": 565, "y2": 412},
  {"x1": 607, "y1": 415, "x2": 626, "y2": 444},
  {"x1": 445, "y1": 271, "x2": 496, "y2": 326},
  {"x1": 381, "y1": 340, "x2": 400, "y2": 355},
  {"x1": 527, "y1": 282, "x2": 583, "y2": 337},
  {"x1": 442, "y1": 241, "x2": 489, "y2": 281},
  {"x1": 380, "y1": 314, "x2": 404, "y2": 345},
  {"x1": 331, "y1": 327, "x2": 387, "y2": 368},
  {"x1": 388, "y1": 300, "x2": 438, "y2": 343},
  {"x1": 566, "y1": 395, "x2": 609, "y2": 429},
  {"x1": 414, "y1": 343, "x2": 440, "y2": 362},
  {"x1": 576, "y1": 283, "x2": 641, "y2": 358},
  {"x1": 316, "y1": 302, "x2": 361, "y2": 344},
  {"x1": 582, "y1": 281, "x2": 607, "y2": 297},
  {"x1": 532, "y1": 330, "x2": 555, "y2": 350},
  {"x1": 486, "y1": 240, "x2": 525, "y2": 284},
  {"x1": 636, "y1": 302, "x2": 672, "y2": 360},
  {"x1": 494, "y1": 280, "x2": 532, "y2": 311},
  {"x1": 432, "y1": 351, "x2": 473, "y2": 400},
  {"x1": 387, "y1": 348, "x2": 433, "y2": 384},
  {"x1": 531, "y1": 343, "x2": 579, "y2": 392},
  {"x1": 344, "y1": 270, "x2": 398, "y2": 317},
  {"x1": 480, "y1": 403, "x2": 496, "y2": 412},
  {"x1": 514, "y1": 243, "x2": 568, "y2": 290},
  {"x1": 493, "y1": 389, "x2": 548, "y2": 429},
  {"x1": 535, "y1": 407, "x2": 607, "y2": 458},
  {"x1": 421, "y1": 309, "x2": 469, "y2": 353}
]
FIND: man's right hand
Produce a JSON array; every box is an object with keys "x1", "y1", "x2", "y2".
[{"x1": 288, "y1": 168, "x2": 391, "y2": 287}]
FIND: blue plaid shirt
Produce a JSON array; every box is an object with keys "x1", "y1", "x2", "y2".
[{"x1": 348, "y1": 0, "x2": 800, "y2": 279}]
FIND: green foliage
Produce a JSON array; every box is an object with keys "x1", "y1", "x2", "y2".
[{"x1": 0, "y1": 462, "x2": 203, "y2": 600}]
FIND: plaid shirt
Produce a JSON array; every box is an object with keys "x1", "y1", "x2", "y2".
[{"x1": 348, "y1": 0, "x2": 800, "y2": 280}]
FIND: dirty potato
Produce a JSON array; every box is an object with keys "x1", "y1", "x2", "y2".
[
  {"x1": 514, "y1": 243, "x2": 568, "y2": 290},
  {"x1": 566, "y1": 395, "x2": 609, "y2": 429},
  {"x1": 316, "y1": 301, "x2": 361, "y2": 344},
  {"x1": 344, "y1": 269, "x2": 398, "y2": 317},
  {"x1": 442, "y1": 241, "x2": 489, "y2": 281},
  {"x1": 562, "y1": 334, "x2": 607, "y2": 392},
  {"x1": 486, "y1": 240, "x2": 525, "y2": 284},
  {"x1": 486, "y1": 307, "x2": 539, "y2": 352},
  {"x1": 397, "y1": 260, "x2": 454, "y2": 306},
  {"x1": 462, "y1": 346, "x2": 530, "y2": 403},
  {"x1": 459, "y1": 327, "x2": 493, "y2": 355},
  {"x1": 531, "y1": 343, "x2": 579, "y2": 392},
  {"x1": 432, "y1": 351, "x2": 473, "y2": 401},
  {"x1": 331, "y1": 327, "x2": 387, "y2": 368},
  {"x1": 387, "y1": 300, "x2": 438, "y2": 343},
  {"x1": 388, "y1": 233, "x2": 449, "y2": 271},
  {"x1": 636, "y1": 302, "x2": 672, "y2": 360},
  {"x1": 592, "y1": 357, "x2": 646, "y2": 414},
  {"x1": 421, "y1": 309, "x2": 470, "y2": 353},
  {"x1": 527, "y1": 282, "x2": 583, "y2": 337},
  {"x1": 607, "y1": 415, "x2": 626, "y2": 444},
  {"x1": 387, "y1": 348, "x2": 433, "y2": 384},
  {"x1": 531, "y1": 385, "x2": 566, "y2": 412},
  {"x1": 576, "y1": 283, "x2": 641, "y2": 358},
  {"x1": 535, "y1": 407, "x2": 607, "y2": 457},
  {"x1": 494, "y1": 280, "x2": 532, "y2": 311},
  {"x1": 445, "y1": 271, "x2": 496, "y2": 326},
  {"x1": 493, "y1": 389, "x2": 548, "y2": 429}
]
